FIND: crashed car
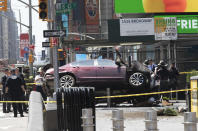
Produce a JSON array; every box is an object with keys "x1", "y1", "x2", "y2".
[
  {"x1": 45, "y1": 59, "x2": 151, "y2": 88},
  {"x1": 44, "y1": 58, "x2": 159, "y2": 104}
]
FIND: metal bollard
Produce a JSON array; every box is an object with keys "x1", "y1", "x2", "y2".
[
  {"x1": 145, "y1": 111, "x2": 158, "y2": 131},
  {"x1": 81, "y1": 108, "x2": 95, "y2": 131},
  {"x1": 107, "y1": 88, "x2": 111, "y2": 107},
  {"x1": 112, "y1": 110, "x2": 125, "y2": 131},
  {"x1": 183, "y1": 112, "x2": 197, "y2": 131}
]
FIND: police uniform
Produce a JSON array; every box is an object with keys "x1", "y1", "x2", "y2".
[
  {"x1": 6, "y1": 74, "x2": 24, "y2": 117},
  {"x1": 1, "y1": 74, "x2": 11, "y2": 113}
]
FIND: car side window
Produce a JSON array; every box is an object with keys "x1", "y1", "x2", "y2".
[
  {"x1": 97, "y1": 59, "x2": 116, "y2": 67},
  {"x1": 78, "y1": 60, "x2": 94, "y2": 67},
  {"x1": 71, "y1": 62, "x2": 78, "y2": 66}
]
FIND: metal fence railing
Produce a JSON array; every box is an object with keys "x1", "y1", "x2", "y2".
[{"x1": 56, "y1": 87, "x2": 95, "y2": 131}]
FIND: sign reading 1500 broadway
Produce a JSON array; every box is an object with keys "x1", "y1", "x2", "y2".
[
  {"x1": 154, "y1": 17, "x2": 177, "y2": 40},
  {"x1": 120, "y1": 18, "x2": 154, "y2": 36}
]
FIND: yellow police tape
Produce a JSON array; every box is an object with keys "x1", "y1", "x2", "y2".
[
  {"x1": 95, "y1": 88, "x2": 193, "y2": 99},
  {"x1": 26, "y1": 83, "x2": 39, "y2": 85},
  {"x1": 180, "y1": 71, "x2": 198, "y2": 74},
  {"x1": 0, "y1": 101, "x2": 57, "y2": 103},
  {"x1": 0, "y1": 88, "x2": 195, "y2": 103}
]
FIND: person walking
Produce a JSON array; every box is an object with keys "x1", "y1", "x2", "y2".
[
  {"x1": 35, "y1": 67, "x2": 46, "y2": 100},
  {"x1": 15, "y1": 68, "x2": 28, "y2": 113},
  {"x1": 5, "y1": 69, "x2": 25, "y2": 117},
  {"x1": 1, "y1": 68, "x2": 11, "y2": 113}
]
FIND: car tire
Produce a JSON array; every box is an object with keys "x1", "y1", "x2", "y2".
[
  {"x1": 60, "y1": 75, "x2": 75, "y2": 88},
  {"x1": 128, "y1": 72, "x2": 146, "y2": 87}
]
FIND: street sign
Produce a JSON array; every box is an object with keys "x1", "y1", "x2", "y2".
[
  {"x1": 51, "y1": 38, "x2": 58, "y2": 46},
  {"x1": 43, "y1": 30, "x2": 66, "y2": 37},
  {"x1": 56, "y1": 10, "x2": 70, "y2": 14},
  {"x1": 42, "y1": 42, "x2": 50, "y2": 47},
  {"x1": 56, "y1": 3, "x2": 77, "y2": 10}
]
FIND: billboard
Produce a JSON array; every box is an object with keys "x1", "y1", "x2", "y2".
[
  {"x1": 155, "y1": 15, "x2": 198, "y2": 33},
  {"x1": 20, "y1": 33, "x2": 29, "y2": 58},
  {"x1": 84, "y1": 0, "x2": 99, "y2": 33},
  {"x1": 120, "y1": 18, "x2": 154, "y2": 36},
  {"x1": 115, "y1": 0, "x2": 198, "y2": 13},
  {"x1": 154, "y1": 17, "x2": 177, "y2": 40}
]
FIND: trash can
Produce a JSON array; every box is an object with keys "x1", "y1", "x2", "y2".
[{"x1": 190, "y1": 76, "x2": 198, "y2": 118}]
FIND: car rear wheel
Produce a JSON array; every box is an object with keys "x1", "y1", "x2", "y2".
[
  {"x1": 129, "y1": 72, "x2": 145, "y2": 87},
  {"x1": 60, "y1": 75, "x2": 75, "y2": 88}
]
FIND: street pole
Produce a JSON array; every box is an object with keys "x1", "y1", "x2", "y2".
[
  {"x1": 52, "y1": 2, "x2": 59, "y2": 93},
  {"x1": 29, "y1": 0, "x2": 33, "y2": 76}
]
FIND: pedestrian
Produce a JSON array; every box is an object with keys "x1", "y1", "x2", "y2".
[
  {"x1": 1, "y1": 68, "x2": 11, "y2": 113},
  {"x1": 15, "y1": 68, "x2": 28, "y2": 113},
  {"x1": 169, "y1": 62, "x2": 179, "y2": 97},
  {"x1": 115, "y1": 46, "x2": 126, "y2": 67},
  {"x1": 35, "y1": 67, "x2": 47, "y2": 100},
  {"x1": 148, "y1": 58, "x2": 156, "y2": 72},
  {"x1": 156, "y1": 60, "x2": 172, "y2": 105},
  {"x1": 5, "y1": 69, "x2": 25, "y2": 117}
]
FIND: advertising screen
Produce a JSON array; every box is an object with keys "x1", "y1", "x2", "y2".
[{"x1": 115, "y1": 0, "x2": 198, "y2": 13}]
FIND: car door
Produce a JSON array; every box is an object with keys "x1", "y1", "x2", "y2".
[
  {"x1": 75, "y1": 60, "x2": 97, "y2": 82},
  {"x1": 96, "y1": 59, "x2": 126, "y2": 82}
]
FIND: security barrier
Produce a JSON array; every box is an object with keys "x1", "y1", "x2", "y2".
[
  {"x1": 56, "y1": 87, "x2": 95, "y2": 131},
  {"x1": 27, "y1": 91, "x2": 44, "y2": 131}
]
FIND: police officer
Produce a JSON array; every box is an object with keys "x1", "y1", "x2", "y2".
[
  {"x1": 169, "y1": 62, "x2": 179, "y2": 98},
  {"x1": 1, "y1": 68, "x2": 11, "y2": 113},
  {"x1": 16, "y1": 68, "x2": 28, "y2": 113},
  {"x1": 156, "y1": 60, "x2": 170, "y2": 99},
  {"x1": 6, "y1": 69, "x2": 25, "y2": 117}
]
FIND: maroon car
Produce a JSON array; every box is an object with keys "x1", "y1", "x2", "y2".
[{"x1": 44, "y1": 59, "x2": 150, "y2": 91}]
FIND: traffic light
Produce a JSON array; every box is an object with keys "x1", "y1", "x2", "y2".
[
  {"x1": 0, "y1": 0, "x2": 7, "y2": 11},
  {"x1": 63, "y1": 51, "x2": 66, "y2": 58},
  {"x1": 39, "y1": 0, "x2": 48, "y2": 19},
  {"x1": 58, "y1": 49, "x2": 64, "y2": 60}
]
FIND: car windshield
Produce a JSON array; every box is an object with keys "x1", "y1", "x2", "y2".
[{"x1": 97, "y1": 59, "x2": 116, "y2": 66}]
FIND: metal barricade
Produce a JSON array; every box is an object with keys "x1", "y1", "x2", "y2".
[{"x1": 56, "y1": 87, "x2": 95, "y2": 131}]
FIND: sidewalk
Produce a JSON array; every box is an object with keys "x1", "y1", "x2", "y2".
[{"x1": 0, "y1": 104, "x2": 28, "y2": 131}]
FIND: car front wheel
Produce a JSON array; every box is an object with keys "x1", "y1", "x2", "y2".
[
  {"x1": 60, "y1": 75, "x2": 75, "y2": 88},
  {"x1": 129, "y1": 72, "x2": 145, "y2": 87}
]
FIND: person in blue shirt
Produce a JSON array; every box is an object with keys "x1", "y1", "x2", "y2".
[{"x1": 148, "y1": 58, "x2": 156, "y2": 72}]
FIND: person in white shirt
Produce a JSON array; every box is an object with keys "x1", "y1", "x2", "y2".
[{"x1": 35, "y1": 67, "x2": 46, "y2": 100}]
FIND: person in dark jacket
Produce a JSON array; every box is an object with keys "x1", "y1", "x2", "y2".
[
  {"x1": 16, "y1": 68, "x2": 28, "y2": 113},
  {"x1": 156, "y1": 60, "x2": 170, "y2": 100},
  {"x1": 1, "y1": 68, "x2": 11, "y2": 113},
  {"x1": 6, "y1": 69, "x2": 26, "y2": 117},
  {"x1": 169, "y1": 62, "x2": 179, "y2": 88},
  {"x1": 169, "y1": 62, "x2": 179, "y2": 98}
]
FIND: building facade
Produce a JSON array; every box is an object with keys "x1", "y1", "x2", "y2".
[{"x1": 0, "y1": 0, "x2": 18, "y2": 64}]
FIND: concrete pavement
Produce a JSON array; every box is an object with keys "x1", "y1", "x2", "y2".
[{"x1": 0, "y1": 104, "x2": 28, "y2": 131}]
